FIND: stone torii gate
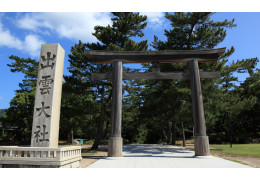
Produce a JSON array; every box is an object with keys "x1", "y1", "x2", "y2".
[{"x1": 86, "y1": 48, "x2": 226, "y2": 157}]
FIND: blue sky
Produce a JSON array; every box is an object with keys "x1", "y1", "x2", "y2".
[{"x1": 0, "y1": 12, "x2": 260, "y2": 109}]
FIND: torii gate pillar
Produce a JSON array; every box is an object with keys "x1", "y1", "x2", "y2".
[
  {"x1": 108, "y1": 61, "x2": 123, "y2": 157},
  {"x1": 190, "y1": 60, "x2": 210, "y2": 156}
]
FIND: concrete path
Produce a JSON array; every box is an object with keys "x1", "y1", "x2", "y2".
[{"x1": 88, "y1": 144, "x2": 252, "y2": 168}]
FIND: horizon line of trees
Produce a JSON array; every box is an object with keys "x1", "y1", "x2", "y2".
[{"x1": 0, "y1": 12, "x2": 259, "y2": 149}]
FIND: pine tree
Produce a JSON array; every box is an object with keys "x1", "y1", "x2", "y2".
[
  {"x1": 144, "y1": 12, "x2": 240, "y2": 145},
  {"x1": 147, "y1": 12, "x2": 259, "y2": 145},
  {"x1": 152, "y1": 12, "x2": 236, "y2": 50},
  {"x1": 65, "y1": 12, "x2": 148, "y2": 149},
  {"x1": 0, "y1": 56, "x2": 38, "y2": 143}
]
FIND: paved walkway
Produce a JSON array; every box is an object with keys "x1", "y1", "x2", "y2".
[{"x1": 88, "y1": 144, "x2": 252, "y2": 168}]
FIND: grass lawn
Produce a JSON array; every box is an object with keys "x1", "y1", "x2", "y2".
[{"x1": 210, "y1": 144, "x2": 260, "y2": 158}]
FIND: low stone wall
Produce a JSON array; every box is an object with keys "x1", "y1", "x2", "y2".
[{"x1": 0, "y1": 146, "x2": 82, "y2": 168}]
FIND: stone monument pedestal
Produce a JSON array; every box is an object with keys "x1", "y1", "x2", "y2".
[{"x1": 0, "y1": 146, "x2": 82, "y2": 168}]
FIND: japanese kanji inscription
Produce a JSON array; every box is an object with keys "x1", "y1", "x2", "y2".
[
  {"x1": 39, "y1": 75, "x2": 54, "y2": 94},
  {"x1": 31, "y1": 44, "x2": 65, "y2": 148},
  {"x1": 40, "y1": 52, "x2": 56, "y2": 69},
  {"x1": 35, "y1": 102, "x2": 51, "y2": 118},
  {"x1": 34, "y1": 125, "x2": 49, "y2": 143}
]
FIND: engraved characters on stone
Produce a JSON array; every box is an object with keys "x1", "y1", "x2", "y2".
[
  {"x1": 40, "y1": 52, "x2": 56, "y2": 69},
  {"x1": 35, "y1": 102, "x2": 51, "y2": 118},
  {"x1": 33, "y1": 51, "x2": 56, "y2": 144},
  {"x1": 33, "y1": 125, "x2": 49, "y2": 143},
  {"x1": 39, "y1": 75, "x2": 54, "y2": 94}
]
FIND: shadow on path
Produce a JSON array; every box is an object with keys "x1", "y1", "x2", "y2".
[{"x1": 123, "y1": 144, "x2": 195, "y2": 158}]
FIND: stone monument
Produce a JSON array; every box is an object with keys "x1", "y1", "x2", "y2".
[
  {"x1": 0, "y1": 44, "x2": 82, "y2": 168},
  {"x1": 31, "y1": 44, "x2": 64, "y2": 148}
]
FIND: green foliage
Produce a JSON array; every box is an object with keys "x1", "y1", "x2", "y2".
[
  {"x1": 141, "y1": 12, "x2": 236, "y2": 144},
  {"x1": 205, "y1": 58, "x2": 258, "y2": 144},
  {"x1": 92, "y1": 12, "x2": 147, "y2": 51},
  {"x1": 59, "y1": 81, "x2": 97, "y2": 140},
  {"x1": 0, "y1": 109, "x2": 6, "y2": 117},
  {"x1": 0, "y1": 56, "x2": 38, "y2": 143},
  {"x1": 64, "y1": 12, "x2": 149, "y2": 149},
  {"x1": 7, "y1": 55, "x2": 38, "y2": 91},
  {"x1": 143, "y1": 12, "x2": 259, "y2": 145},
  {"x1": 62, "y1": 40, "x2": 104, "y2": 141},
  {"x1": 152, "y1": 12, "x2": 236, "y2": 50},
  {"x1": 234, "y1": 69, "x2": 260, "y2": 142}
]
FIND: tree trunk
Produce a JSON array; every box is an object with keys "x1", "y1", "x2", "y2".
[
  {"x1": 130, "y1": 121, "x2": 138, "y2": 144},
  {"x1": 104, "y1": 117, "x2": 109, "y2": 140},
  {"x1": 162, "y1": 127, "x2": 168, "y2": 143},
  {"x1": 171, "y1": 120, "x2": 176, "y2": 145},
  {"x1": 2, "y1": 128, "x2": 4, "y2": 138},
  {"x1": 229, "y1": 119, "x2": 233, "y2": 148},
  {"x1": 91, "y1": 85, "x2": 106, "y2": 150},
  {"x1": 181, "y1": 121, "x2": 186, "y2": 147},
  {"x1": 167, "y1": 120, "x2": 172, "y2": 144},
  {"x1": 71, "y1": 129, "x2": 74, "y2": 144},
  {"x1": 103, "y1": 91, "x2": 112, "y2": 140}
]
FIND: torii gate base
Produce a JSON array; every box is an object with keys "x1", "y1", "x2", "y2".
[
  {"x1": 87, "y1": 48, "x2": 225, "y2": 157},
  {"x1": 108, "y1": 137, "x2": 123, "y2": 157},
  {"x1": 194, "y1": 136, "x2": 210, "y2": 156}
]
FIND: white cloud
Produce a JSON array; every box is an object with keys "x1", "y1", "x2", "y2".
[
  {"x1": 0, "y1": 19, "x2": 45, "y2": 57},
  {"x1": 0, "y1": 12, "x2": 163, "y2": 57},
  {"x1": 0, "y1": 96, "x2": 3, "y2": 100},
  {"x1": 140, "y1": 12, "x2": 165, "y2": 29},
  {"x1": 24, "y1": 35, "x2": 45, "y2": 57},
  {"x1": 17, "y1": 13, "x2": 53, "y2": 32},
  {"x1": 16, "y1": 12, "x2": 112, "y2": 43},
  {"x1": 0, "y1": 21, "x2": 23, "y2": 50}
]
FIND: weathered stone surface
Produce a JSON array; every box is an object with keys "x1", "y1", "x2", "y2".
[
  {"x1": 91, "y1": 71, "x2": 221, "y2": 80},
  {"x1": 190, "y1": 60, "x2": 210, "y2": 156},
  {"x1": 0, "y1": 44, "x2": 83, "y2": 168},
  {"x1": 108, "y1": 137, "x2": 123, "y2": 157},
  {"x1": 31, "y1": 44, "x2": 65, "y2": 148},
  {"x1": 0, "y1": 146, "x2": 82, "y2": 168},
  {"x1": 194, "y1": 136, "x2": 210, "y2": 156},
  {"x1": 85, "y1": 48, "x2": 226, "y2": 64},
  {"x1": 106, "y1": 61, "x2": 123, "y2": 157},
  {"x1": 111, "y1": 61, "x2": 122, "y2": 138}
]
